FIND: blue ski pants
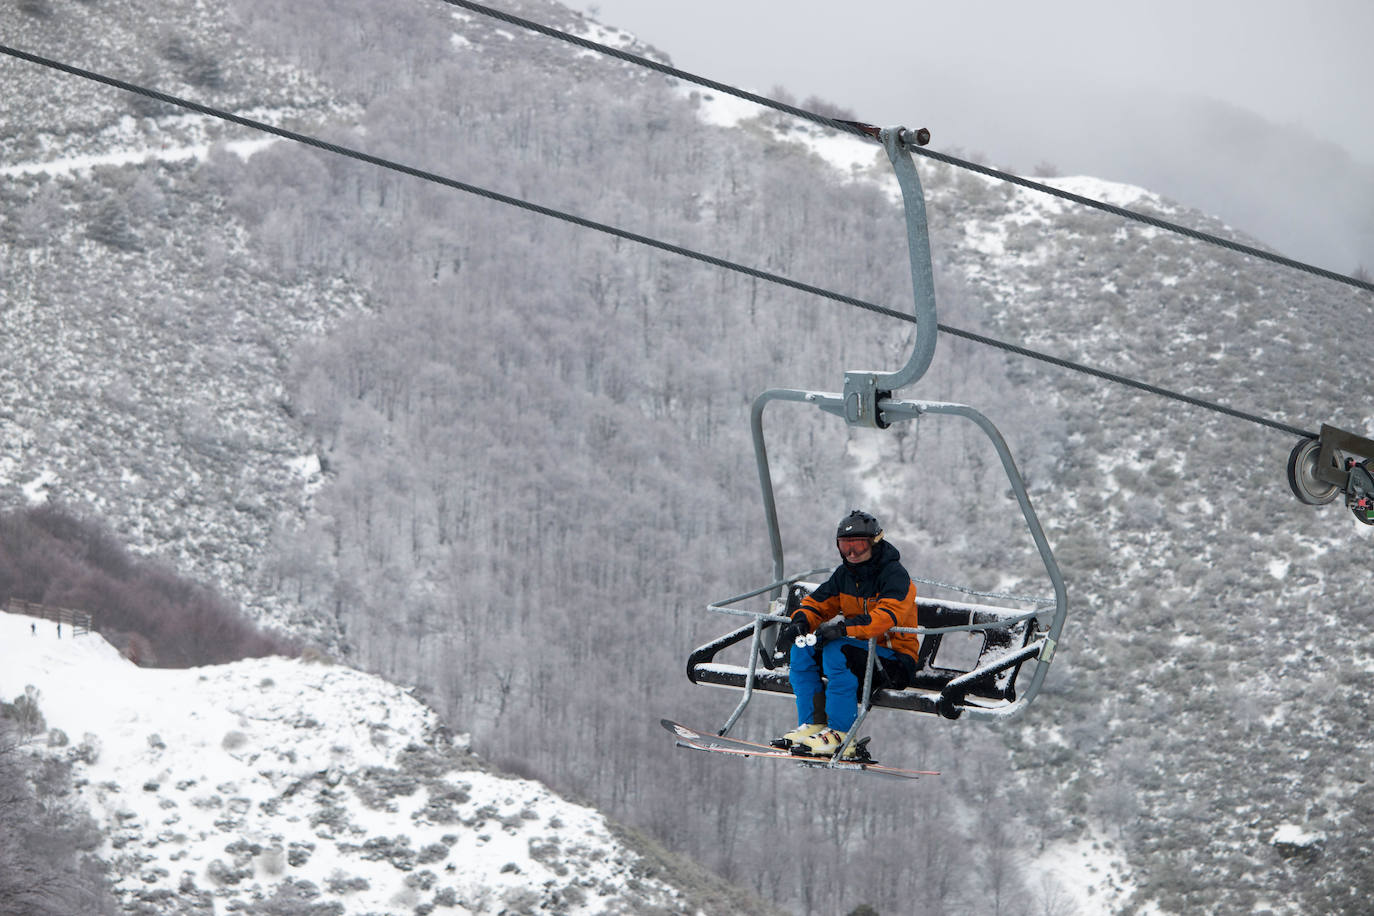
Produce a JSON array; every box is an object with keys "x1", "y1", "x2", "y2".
[{"x1": 789, "y1": 637, "x2": 902, "y2": 733}]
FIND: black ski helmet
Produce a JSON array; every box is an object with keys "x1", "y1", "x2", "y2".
[{"x1": 836, "y1": 509, "x2": 882, "y2": 543}]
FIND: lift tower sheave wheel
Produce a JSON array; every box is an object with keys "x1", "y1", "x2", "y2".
[
  {"x1": 1287, "y1": 424, "x2": 1374, "y2": 524},
  {"x1": 1287, "y1": 436, "x2": 1341, "y2": 506}
]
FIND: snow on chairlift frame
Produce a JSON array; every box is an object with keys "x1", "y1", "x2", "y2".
[{"x1": 685, "y1": 127, "x2": 1069, "y2": 740}]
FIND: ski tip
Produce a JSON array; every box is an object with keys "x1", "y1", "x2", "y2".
[{"x1": 659, "y1": 719, "x2": 698, "y2": 741}]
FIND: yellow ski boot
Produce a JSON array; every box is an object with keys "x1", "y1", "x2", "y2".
[
  {"x1": 772, "y1": 723, "x2": 826, "y2": 749},
  {"x1": 799, "y1": 728, "x2": 869, "y2": 759}
]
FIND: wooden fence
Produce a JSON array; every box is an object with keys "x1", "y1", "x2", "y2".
[{"x1": 2, "y1": 598, "x2": 94, "y2": 636}]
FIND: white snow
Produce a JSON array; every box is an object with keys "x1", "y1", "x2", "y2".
[
  {"x1": 20, "y1": 469, "x2": 58, "y2": 505},
  {"x1": 0, "y1": 611, "x2": 683, "y2": 914},
  {"x1": 287, "y1": 453, "x2": 326, "y2": 496},
  {"x1": 1271, "y1": 823, "x2": 1323, "y2": 847},
  {"x1": 1029, "y1": 829, "x2": 1148, "y2": 915},
  {"x1": 682, "y1": 87, "x2": 759, "y2": 130},
  {"x1": 1, "y1": 136, "x2": 278, "y2": 179},
  {"x1": 808, "y1": 130, "x2": 885, "y2": 177},
  {"x1": 675, "y1": 83, "x2": 877, "y2": 178},
  {"x1": 573, "y1": 17, "x2": 665, "y2": 57},
  {"x1": 1038, "y1": 175, "x2": 1172, "y2": 213}
]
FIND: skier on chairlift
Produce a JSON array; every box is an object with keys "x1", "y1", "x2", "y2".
[{"x1": 772, "y1": 510, "x2": 921, "y2": 757}]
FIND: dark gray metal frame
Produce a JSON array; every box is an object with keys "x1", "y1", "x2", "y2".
[{"x1": 699, "y1": 127, "x2": 1068, "y2": 755}]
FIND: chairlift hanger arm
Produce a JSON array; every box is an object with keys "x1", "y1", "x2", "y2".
[
  {"x1": 871, "y1": 126, "x2": 938, "y2": 394},
  {"x1": 837, "y1": 126, "x2": 940, "y2": 429}
]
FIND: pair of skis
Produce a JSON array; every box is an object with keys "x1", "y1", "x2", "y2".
[{"x1": 661, "y1": 719, "x2": 938, "y2": 780}]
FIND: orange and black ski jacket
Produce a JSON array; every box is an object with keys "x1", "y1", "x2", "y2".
[{"x1": 795, "y1": 540, "x2": 920, "y2": 663}]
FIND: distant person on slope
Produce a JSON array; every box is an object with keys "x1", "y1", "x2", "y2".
[{"x1": 771, "y1": 510, "x2": 920, "y2": 757}]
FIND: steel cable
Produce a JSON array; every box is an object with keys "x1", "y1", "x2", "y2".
[
  {"x1": 445, "y1": 0, "x2": 1374, "y2": 297},
  {"x1": 0, "y1": 43, "x2": 1316, "y2": 439}
]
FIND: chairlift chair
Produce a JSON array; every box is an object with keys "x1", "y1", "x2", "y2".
[{"x1": 686, "y1": 126, "x2": 1069, "y2": 741}]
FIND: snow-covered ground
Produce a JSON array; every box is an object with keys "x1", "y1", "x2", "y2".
[
  {"x1": 0, "y1": 115, "x2": 280, "y2": 181},
  {"x1": 0, "y1": 135, "x2": 278, "y2": 179},
  {"x1": 0, "y1": 611, "x2": 684, "y2": 914},
  {"x1": 1029, "y1": 830, "x2": 1148, "y2": 916}
]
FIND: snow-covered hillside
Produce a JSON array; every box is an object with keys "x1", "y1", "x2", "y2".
[
  {"x1": 0, "y1": 611, "x2": 689, "y2": 915},
  {"x1": 6, "y1": 0, "x2": 1374, "y2": 912}
]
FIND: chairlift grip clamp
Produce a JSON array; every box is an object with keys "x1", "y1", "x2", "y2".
[{"x1": 842, "y1": 371, "x2": 892, "y2": 429}]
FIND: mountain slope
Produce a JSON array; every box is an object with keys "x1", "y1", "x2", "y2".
[
  {"x1": 4, "y1": 1, "x2": 1374, "y2": 914},
  {"x1": 0, "y1": 610, "x2": 779, "y2": 915}
]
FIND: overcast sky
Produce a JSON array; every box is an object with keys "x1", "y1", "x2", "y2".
[{"x1": 569, "y1": 1, "x2": 1374, "y2": 276}]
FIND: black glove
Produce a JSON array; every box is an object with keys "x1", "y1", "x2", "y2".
[
  {"x1": 771, "y1": 617, "x2": 808, "y2": 660},
  {"x1": 814, "y1": 617, "x2": 848, "y2": 644}
]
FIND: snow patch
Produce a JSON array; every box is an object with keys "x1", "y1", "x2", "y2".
[
  {"x1": 2, "y1": 135, "x2": 279, "y2": 179},
  {"x1": 1038, "y1": 175, "x2": 1171, "y2": 212},
  {"x1": 290, "y1": 455, "x2": 320, "y2": 476},
  {"x1": 22, "y1": 470, "x2": 58, "y2": 505},
  {"x1": 0, "y1": 611, "x2": 684, "y2": 914},
  {"x1": 683, "y1": 87, "x2": 761, "y2": 130},
  {"x1": 574, "y1": 20, "x2": 644, "y2": 53},
  {"x1": 1271, "y1": 823, "x2": 1322, "y2": 846},
  {"x1": 1029, "y1": 829, "x2": 1141, "y2": 914}
]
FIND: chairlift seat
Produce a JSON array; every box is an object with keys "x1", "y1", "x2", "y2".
[{"x1": 686, "y1": 582, "x2": 1046, "y2": 719}]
